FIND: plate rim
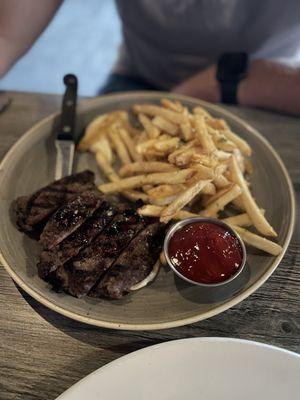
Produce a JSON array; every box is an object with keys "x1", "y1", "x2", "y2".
[
  {"x1": 0, "y1": 91, "x2": 296, "y2": 330},
  {"x1": 56, "y1": 336, "x2": 300, "y2": 399}
]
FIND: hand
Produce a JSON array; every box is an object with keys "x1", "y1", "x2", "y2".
[{"x1": 171, "y1": 65, "x2": 220, "y2": 103}]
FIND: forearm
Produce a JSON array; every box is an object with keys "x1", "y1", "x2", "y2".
[
  {"x1": 238, "y1": 59, "x2": 300, "y2": 115},
  {"x1": 0, "y1": 0, "x2": 62, "y2": 76},
  {"x1": 173, "y1": 59, "x2": 300, "y2": 116}
]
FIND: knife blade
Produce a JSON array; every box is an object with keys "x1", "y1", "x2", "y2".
[{"x1": 55, "y1": 74, "x2": 78, "y2": 180}]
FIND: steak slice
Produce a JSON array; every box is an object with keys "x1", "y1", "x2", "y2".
[
  {"x1": 37, "y1": 202, "x2": 116, "y2": 279},
  {"x1": 15, "y1": 170, "x2": 95, "y2": 233},
  {"x1": 39, "y1": 190, "x2": 104, "y2": 250},
  {"x1": 55, "y1": 209, "x2": 147, "y2": 297},
  {"x1": 92, "y1": 222, "x2": 165, "y2": 299}
]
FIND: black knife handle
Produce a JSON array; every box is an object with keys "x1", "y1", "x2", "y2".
[{"x1": 58, "y1": 74, "x2": 78, "y2": 140}]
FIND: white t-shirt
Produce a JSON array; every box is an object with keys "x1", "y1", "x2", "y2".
[{"x1": 115, "y1": 0, "x2": 300, "y2": 88}]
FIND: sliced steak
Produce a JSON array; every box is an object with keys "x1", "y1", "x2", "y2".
[
  {"x1": 47, "y1": 264, "x2": 70, "y2": 293},
  {"x1": 62, "y1": 209, "x2": 147, "y2": 297},
  {"x1": 39, "y1": 190, "x2": 104, "y2": 250},
  {"x1": 15, "y1": 170, "x2": 95, "y2": 233},
  {"x1": 37, "y1": 202, "x2": 116, "y2": 279},
  {"x1": 92, "y1": 222, "x2": 165, "y2": 299}
]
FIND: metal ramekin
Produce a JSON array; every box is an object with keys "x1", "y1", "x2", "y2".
[{"x1": 163, "y1": 217, "x2": 247, "y2": 287}]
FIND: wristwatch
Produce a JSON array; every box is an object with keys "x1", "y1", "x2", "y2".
[{"x1": 216, "y1": 53, "x2": 249, "y2": 104}]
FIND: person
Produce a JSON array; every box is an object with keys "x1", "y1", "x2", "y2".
[{"x1": 1, "y1": 0, "x2": 300, "y2": 115}]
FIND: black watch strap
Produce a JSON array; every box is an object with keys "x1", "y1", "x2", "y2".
[
  {"x1": 220, "y1": 80, "x2": 238, "y2": 104},
  {"x1": 217, "y1": 53, "x2": 248, "y2": 105}
]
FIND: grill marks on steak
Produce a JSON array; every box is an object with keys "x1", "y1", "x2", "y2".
[
  {"x1": 37, "y1": 202, "x2": 116, "y2": 279},
  {"x1": 64, "y1": 209, "x2": 147, "y2": 297},
  {"x1": 39, "y1": 190, "x2": 103, "y2": 250},
  {"x1": 15, "y1": 170, "x2": 164, "y2": 299},
  {"x1": 92, "y1": 222, "x2": 165, "y2": 299},
  {"x1": 15, "y1": 170, "x2": 94, "y2": 233}
]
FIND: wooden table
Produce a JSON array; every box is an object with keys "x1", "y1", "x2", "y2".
[{"x1": 1, "y1": 91, "x2": 299, "y2": 400}]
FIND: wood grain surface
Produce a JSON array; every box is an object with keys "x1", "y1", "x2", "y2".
[{"x1": 0, "y1": 91, "x2": 299, "y2": 400}]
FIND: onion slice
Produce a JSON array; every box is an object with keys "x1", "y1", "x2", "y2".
[{"x1": 130, "y1": 259, "x2": 161, "y2": 291}]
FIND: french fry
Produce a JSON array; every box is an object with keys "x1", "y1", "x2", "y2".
[
  {"x1": 214, "y1": 161, "x2": 229, "y2": 176},
  {"x1": 133, "y1": 104, "x2": 186, "y2": 124},
  {"x1": 149, "y1": 194, "x2": 179, "y2": 206},
  {"x1": 122, "y1": 190, "x2": 148, "y2": 202},
  {"x1": 168, "y1": 140, "x2": 197, "y2": 163},
  {"x1": 153, "y1": 137, "x2": 180, "y2": 153},
  {"x1": 231, "y1": 225, "x2": 282, "y2": 256},
  {"x1": 221, "y1": 213, "x2": 252, "y2": 227},
  {"x1": 159, "y1": 251, "x2": 167, "y2": 266},
  {"x1": 245, "y1": 158, "x2": 254, "y2": 175},
  {"x1": 161, "y1": 98, "x2": 184, "y2": 113},
  {"x1": 214, "y1": 174, "x2": 231, "y2": 189},
  {"x1": 188, "y1": 182, "x2": 216, "y2": 207},
  {"x1": 218, "y1": 124, "x2": 252, "y2": 156},
  {"x1": 180, "y1": 119, "x2": 193, "y2": 141},
  {"x1": 233, "y1": 148, "x2": 245, "y2": 173},
  {"x1": 169, "y1": 148, "x2": 195, "y2": 167},
  {"x1": 108, "y1": 128, "x2": 131, "y2": 165},
  {"x1": 206, "y1": 118, "x2": 226, "y2": 130},
  {"x1": 78, "y1": 114, "x2": 111, "y2": 151},
  {"x1": 214, "y1": 149, "x2": 232, "y2": 160},
  {"x1": 200, "y1": 184, "x2": 242, "y2": 217},
  {"x1": 136, "y1": 138, "x2": 158, "y2": 153},
  {"x1": 191, "y1": 152, "x2": 218, "y2": 168},
  {"x1": 137, "y1": 137, "x2": 179, "y2": 156},
  {"x1": 222, "y1": 209, "x2": 265, "y2": 227},
  {"x1": 137, "y1": 204, "x2": 164, "y2": 217},
  {"x1": 224, "y1": 129, "x2": 252, "y2": 157},
  {"x1": 194, "y1": 115, "x2": 216, "y2": 152},
  {"x1": 119, "y1": 162, "x2": 177, "y2": 177},
  {"x1": 136, "y1": 130, "x2": 149, "y2": 144},
  {"x1": 160, "y1": 179, "x2": 211, "y2": 223},
  {"x1": 79, "y1": 114, "x2": 108, "y2": 151},
  {"x1": 99, "y1": 169, "x2": 195, "y2": 193},
  {"x1": 143, "y1": 148, "x2": 166, "y2": 159},
  {"x1": 96, "y1": 152, "x2": 148, "y2": 202},
  {"x1": 209, "y1": 128, "x2": 237, "y2": 152},
  {"x1": 90, "y1": 136, "x2": 113, "y2": 164},
  {"x1": 120, "y1": 113, "x2": 142, "y2": 137},
  {"x1": 231, "y1": 195, "x2": 245, "y2": 211},
  {"x1": 201, "y1": 182, "x2": 216, "y2": 195},
  {"x1": 152, "y1": 116, "x2": 179, "y2": 135},
  {"x1": 190, "y1": 164, "x2": 215, "y2": 179},
  {"x1": 96, "y1": 151, "x2": 119, "y2": 182},
  {"x1": 79, "y1": 111, "x2": 131, "y2": 151},
  {"x1": 138, "y1": 114, "x2": 160, "y2": 139},
  {"x1": 138, "y1": 204, "x2": 197, "y2": 219},
  {"x1": 207, "y1": 118, "x2": 250, "y2": 155},
  {"x1": 147, "y1": 184, "x2": 182, "y2": 199},
  {"x1": 230, "y1": 156, "x2": 277, "y2": 237},
  {"x1": 202, "y1": 184, "x2": 234, "y2": 207},
  {"x1": 147, "y1": 183, "x2": 184, "y2": 206},
  {"x1": 193, "y1": 106, "x2": 212, "y2": 119},
  {"x1": 213, "y1": 163, "x2": 229, "y2": 188},
  {"x1": 118, "y1": 128, "x2": 142, "y2": 162}
]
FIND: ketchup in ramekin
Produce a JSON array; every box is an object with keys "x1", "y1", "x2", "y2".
[{"x1": 164, "y1": 218, "x2": 246, "y2": 286}]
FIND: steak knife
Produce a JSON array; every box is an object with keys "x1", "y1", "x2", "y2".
[{"x1": 55, "y1": 74, "x2": 78, "y2": 180}]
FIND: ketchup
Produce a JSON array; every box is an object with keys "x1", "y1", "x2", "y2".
[{"x1": 168, "y1": 222, "x2": 243, "y2": 284}]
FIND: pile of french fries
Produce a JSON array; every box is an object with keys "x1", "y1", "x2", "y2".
[{"x1": 78, "y1": 99, "x2": 282, "y2": 257}]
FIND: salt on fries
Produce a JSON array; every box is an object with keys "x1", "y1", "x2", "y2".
[{"x1": 79, "y1": 98, "x2": 282, "y2": 256}]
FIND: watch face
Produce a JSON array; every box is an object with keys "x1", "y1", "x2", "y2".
[{"x1": 217, "y1": 53, "x2": 248, "y2": 81}]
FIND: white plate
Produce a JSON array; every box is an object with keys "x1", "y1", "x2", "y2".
[
  {"x1": 0, "y1": 92, "x2": 295, "y2": 330},
  {"x1": 56, "y1": 337, "x2": 300, "y2": 399}
]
